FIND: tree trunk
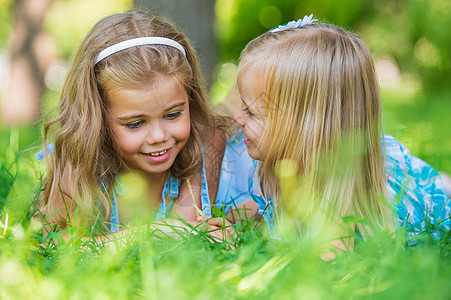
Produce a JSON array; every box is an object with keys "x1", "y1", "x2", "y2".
[
  {"x1": 2, "y1": 0, "x2": 55, "y2": 125},
  {"x1": 134, "y1": 0, "x2": 216, "y2": 86}
]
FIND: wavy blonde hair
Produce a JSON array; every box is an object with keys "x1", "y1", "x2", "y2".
[
  {"x1": 238, "y1": 23, "x2": 393, "y2": 235},
  {"x1": 37, "y1": 11, "x2": 216, "y2": 227}
]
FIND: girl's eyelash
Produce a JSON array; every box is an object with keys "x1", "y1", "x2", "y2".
[
  {"x1": 166, "y1": 111, "x2": 181, "y2": 120},
  {"x1": 125, "y1": 120, "x2": 143, "y2": 129},
  {"x1": 244, "y1": 107, "x2": 254, "y2": 117},
  {"x1": 123, "y1": 111, "x2": 181, "y2": 129}
]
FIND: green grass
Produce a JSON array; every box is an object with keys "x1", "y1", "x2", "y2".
[
  {"x1": 0, "y1": 212, "x2": 450, "y2": 299},
  {"x1": 0, "y1": 90, "x2": 450, "y2": 299},
  {"x1": 382, "y1": 90, "x2": 451, "y2": 173}
]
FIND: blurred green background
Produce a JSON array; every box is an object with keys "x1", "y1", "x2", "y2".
[{"x1": 0, "y1": 0, "x2": 450, "y2": 214}]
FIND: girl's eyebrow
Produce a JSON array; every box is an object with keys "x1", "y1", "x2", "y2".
[
  {"x1": 116, "y1": 101, "x2": 187, "y2": 121},
  {"x1": 240, "y1": 96, "x2": 251, "y2": 107},
  {"x1": 166, "y1": 101, "x2": 187, "y2": 111},
  {"x1": 116, "y1": 114, "x2": 146, "y2": 121}
]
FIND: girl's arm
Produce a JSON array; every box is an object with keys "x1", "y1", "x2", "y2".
[{"x1": 225, "y1": 199, "x2": 260, "y2": 224}]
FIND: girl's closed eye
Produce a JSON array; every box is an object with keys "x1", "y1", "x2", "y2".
[
  {"x1": 166, "y1": 111, "x2": 182, "y2": 120},
  {"x1": 125, "y1": 120, "x2": 143, "y2": 129},
  {"x1": 244, "y1": 107, "x2": 254, "y2": 117}
]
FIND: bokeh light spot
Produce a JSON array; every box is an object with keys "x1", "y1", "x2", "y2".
[{"x1": 258, "y1": 6, "x2": 282, "y2": 29}]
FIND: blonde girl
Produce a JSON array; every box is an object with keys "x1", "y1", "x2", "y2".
[
  {"x1": 35, "y1": 10, "x2": 247, "y2": 239},
  {"x1": 234, "y1": 15, "x2": 451, "y2": 239}
]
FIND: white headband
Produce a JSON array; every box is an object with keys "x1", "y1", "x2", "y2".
[{"x1": 94, "y1": 37, "x2": 186, "y2": 65}]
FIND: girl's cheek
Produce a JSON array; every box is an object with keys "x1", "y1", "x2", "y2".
[
  {"x1": 113, "y1": 129, "x2": 142, "y2": 153},
  {"x1": 173, "y1": 114, "x2": 191, "y2": 143}
]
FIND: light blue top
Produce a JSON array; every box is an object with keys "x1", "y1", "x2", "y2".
[
  {"x1": 215, "y1": 130, "x2": 255, "y2": 214},
  {"x1": 248, "y1": 135, "x2": 451, "y2": 237},
  {"x1": 384, "y1": 135, "x2": 451, "y2": 237}
]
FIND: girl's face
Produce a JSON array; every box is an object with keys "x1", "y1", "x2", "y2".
[
  {"x1": 234, "y1": 66, "x2": 268, "y2": 161},
  {"x1": 107, "y1": 75, "x2": 191, "y2": 179}
]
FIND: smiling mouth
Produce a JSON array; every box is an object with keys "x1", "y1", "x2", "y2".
[{"x1": 147, "y1": 149, "x2": 169, "y2": 156}]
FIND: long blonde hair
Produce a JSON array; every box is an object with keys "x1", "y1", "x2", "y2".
[
  {"x1": 238, "y1": 23, "x2": 393, "y2": 235},
  {"x1": 38, "y1": 11, "x2": 216, "y2": 227}
]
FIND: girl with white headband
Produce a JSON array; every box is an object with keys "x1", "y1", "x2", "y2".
[
  {"x1": 34, "y1": 10, "x2": 252, "y2": 243},
  {"x1": 233, "y1": 15, "x2": 451, "y2": 252}
]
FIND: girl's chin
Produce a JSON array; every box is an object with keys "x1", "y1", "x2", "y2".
[{"x1": 246, "y1": 147, "x2": 264, "y2": 161}]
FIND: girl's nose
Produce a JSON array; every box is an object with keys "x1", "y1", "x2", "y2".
[
  {"x1": 234, "y1": 109, "x2": 244, "y2": 126},
  {"x1": 146, "y1": 122, "x2": 169, "y2": 144}
]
